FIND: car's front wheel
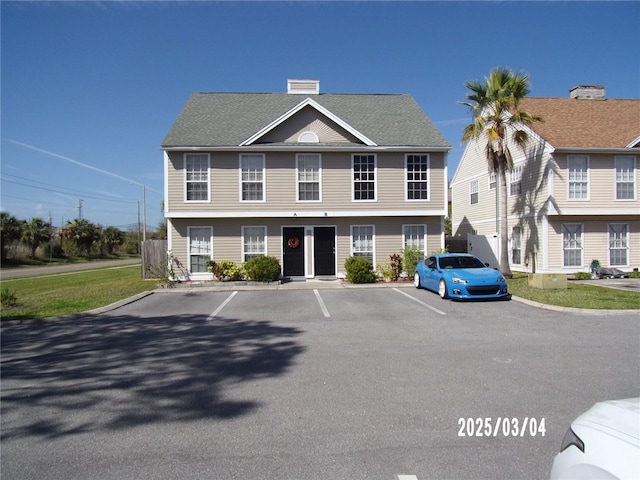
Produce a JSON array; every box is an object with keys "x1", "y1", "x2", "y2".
[
  {"x1": 414, "y1": 272, "x2": 422, "y2": 289},
  {"x1": 438, "y1": 279, "x2": 449, "y2": 299}
]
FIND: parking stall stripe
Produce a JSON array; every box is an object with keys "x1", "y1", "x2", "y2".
[
  {"x1": 397, "y1": 476, "x2": 418, "y2": 480},
  {"x1": 207, "y1": 291, "x2": 239, "y2": 320},
  {"x1": 392, "y1": 288, "x2": 446, "y2": 315},
  {"x1": 313, "y1": 289, "x2": 331, "y2": 318}
]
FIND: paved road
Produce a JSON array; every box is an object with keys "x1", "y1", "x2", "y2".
[
  {"x1": 2, "y1": 288, "x2": 638, "y2": 479},
  {"x1": 0, "y1": 258, "x2": 141, "y2": 279}
]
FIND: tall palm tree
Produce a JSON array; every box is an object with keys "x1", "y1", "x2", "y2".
[
  {"x1": 460, "y1": 67, "x2": 541, "y2": 277},
  {"x1": 21, "y1": 217, "x2": 52, "y2": 258}
]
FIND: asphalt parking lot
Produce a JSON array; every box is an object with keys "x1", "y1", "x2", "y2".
[{"x1": 2, "y1": 287, "x2": 639, "y2": 479}]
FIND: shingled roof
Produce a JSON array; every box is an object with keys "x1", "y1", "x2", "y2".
[
  {"x1": 519, "y1": 97, "x2": 640, "y2": 149},
  {"x1": 162, "y1": 92, "x2": 450, "y2": 149}
]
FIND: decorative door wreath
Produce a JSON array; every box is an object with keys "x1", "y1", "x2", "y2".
[{"x1": 287, "y1": 237, "x2": 300, "y2": 249}]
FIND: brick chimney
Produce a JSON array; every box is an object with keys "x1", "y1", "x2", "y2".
[
  {"x1": 287, "y1": 79, "x2": 320, "y2": 94},
  {"x1": 570, "y1": 85, "x2": 606, "y2": 100}
]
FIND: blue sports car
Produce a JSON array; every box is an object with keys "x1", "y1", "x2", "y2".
[{"x1": 414, "y1": 253, "x2": 510, "y2": 300}]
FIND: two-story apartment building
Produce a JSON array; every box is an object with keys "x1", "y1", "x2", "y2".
[
  {"x1": 451, "y1": 85, "x2": 639, "y2": 274},
  {"x1": 162, "y1": 80, "x2": 451, "y2": 280}
]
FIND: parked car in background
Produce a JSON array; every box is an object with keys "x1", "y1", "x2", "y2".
[
  {"x1": 595, "y1": 267, "x2": 629, "y2": 279},
  {"x1": 550, "y1": 398, "x2": 640, "y2": 480},
  {"x1": 413, "y1": 253, "x2": 510, "y2": 300}
]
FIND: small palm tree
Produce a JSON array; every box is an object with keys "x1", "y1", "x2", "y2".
[
  {"x1": 21, "y1": 217, "x2": 52, "y2": 258},
  {"x1": 460, "y1": 67, "x2": 542, "y2": 277}
]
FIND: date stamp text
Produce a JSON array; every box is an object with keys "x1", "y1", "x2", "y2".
[{"x1": 457, "y1": 417, "x2": 546, "y2": 437}]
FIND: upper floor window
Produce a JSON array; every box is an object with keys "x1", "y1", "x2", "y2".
[
  {"x1": 568, "y1": 155, "x2": 589, "y2": 200},
  {"x1": 488, "y1": 173, "x2": 496, "y2": 190},
  {"x1": 469, "y1": 180, "x2": 479, "y2": 204},
  {"x1": 615, "y1": 156, "x2": 636, "y2": 200},
  {"x1": 353, "y1": 154, "x2": 376, "y2": 201},
  {"x1": 297, "y1": 154, "x2": 321, "y2": 202},
  {"x1": 242, "y1": 226, "x2": 266, "y2": 262},
  {"x1": 406, "y1": 154, "x2": 429, "y2": 200},
  {"x1": 240, "y1": 154, "x2": 265, "y2": 202},
  {"x1": 185, "y1": 153, "x2": 210, "y2": 202},
  {"x1": 510, "y1": 165, "x2": 522, "y2": 196}
]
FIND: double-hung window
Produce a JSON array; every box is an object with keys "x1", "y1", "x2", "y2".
[
  {"x1": 185, "y1": 153, "x2": 210, "y2": 202},
  {"x1": 351, "y1": 225, "x2": 374, "y2": 264},
  {"x1": 240, "y1": 154, "x2": 265, "y2": 202},
  {"x1": 615, "y1": 156, "x2": 636, "y2": 200},
  {"x1": 568, "y1": 155, "x2": 589, "y2": 200},
  {"x1": 469, "y1": 180, "x2": 479, "y2": 204},
  {"x1": 297, "y1": 154, "x2": 321, "y2": 201},
  {"x1": 510, "y1": 165, "x2": 522, "y2": 196},
  {"x1": 353, "y1": 154, "x2": 376, "y2": 201},
  {"x1": 188, "y1": 227, "x2": 212, "y2": 273},
  {"x1": 609, "y1": 223, "x2": 629, "y2": 266},
  {"x1": 242, "y1": 226, "x2": 266, "y2": 262},
  {"x1": 562, "y1": 224, "x2": 583, "y2": 267},
  {"x1": 488, "y1": 173, "x2": 496, "y2": 190},
  {"x1": 511, "y1": 226, "x2": 522, "y2": 265},
  {"x1": 403, "y1": 224, "x2": 426, "y2": 256},
  {"x1": 406, "y1": 154, "x2": 429, "y2": 200}
]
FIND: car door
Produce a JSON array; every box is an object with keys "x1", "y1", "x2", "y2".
[{"x1": 424, "y1": 256, "x2": 438, "y2": 291}]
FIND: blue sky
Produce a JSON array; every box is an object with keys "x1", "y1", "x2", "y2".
[{"x1": 2, "y1": 1, "x2": 639, "y2": 230}]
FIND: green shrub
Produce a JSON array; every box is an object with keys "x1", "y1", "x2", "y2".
[
  {"x1": 209, "y1": 260, "x2": 245, "y2": 281},
  {"x1": 574, "y1": 271, "x2": 593, "y2": 280},
  {"x1": 1, "y1": 287, "x2": 18, "y2": 307},
  {"x1": 345, "y1": 256, "x2": 377, "y2": 283},
  {"x1": 244, "y1": 255, "x2": 281, "y2": 282},
  {"x1": 402, "y1": 247, "x2": 423, "y2": 279}
]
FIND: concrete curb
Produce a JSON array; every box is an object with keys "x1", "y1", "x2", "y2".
[{"x1": 510, "y1": 295, "x2": 637, "y2": 315}]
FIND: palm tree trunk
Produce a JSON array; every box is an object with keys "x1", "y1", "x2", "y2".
[{"x1": 498, "y1": 165, "x2": 512, "y2": 278}]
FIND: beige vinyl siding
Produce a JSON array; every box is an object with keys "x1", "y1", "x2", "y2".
[
  {"x1": 167, "y1": 151, "x2": 447, "y2": 215},
  {"x1": 553, "y1": 153, "x2": 640, "y2": 210},
  {"x1": 169, "y1": 216, "x2": 443, "y2": 277},
  {"x1": 547, "y1": 216, "x2": 640, "y2": 271}
]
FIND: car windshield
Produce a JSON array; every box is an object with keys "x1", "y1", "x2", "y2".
[{"x1": 438, "y1": 256, "x2": 486, "y2": 269}]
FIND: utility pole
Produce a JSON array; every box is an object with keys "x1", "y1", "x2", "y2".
[{"x1": 77, "y1": 199, "x2": 83, "y2": 219}]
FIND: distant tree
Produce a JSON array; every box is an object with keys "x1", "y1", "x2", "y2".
[
  {"x1": 155, "y1": 220, "x2": 167, "y2": 240},
  {"x1": 63, "y1": 219, "x2": 101, "y2": 256},
  {"x1": 1, "y1": 212, "x2": 22, "y2": 261},
  {"x1": 460, "y1": 67, "x2": 541, "y2": 277},
  {"x1": 21, "y1": 217, "x2": 52, "y2": 258},
  {"x1": 102, "y1": 226, "x2": 125, "y2": 255}
]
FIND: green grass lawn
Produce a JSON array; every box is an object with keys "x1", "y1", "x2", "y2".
[
  {"x1": 507, "y1": 275, "x2": 640, "y2": 310},
  {"x1": 1, "y1": 265, "x2": 155, "y2": 321}
]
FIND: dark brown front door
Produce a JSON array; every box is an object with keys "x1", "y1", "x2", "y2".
[
  {"x1": 314, "y1": 227, "x2": 335, "y2": 276},
  {"x1": 283, "y1": 227, "x2": 305, "y2": 277}
]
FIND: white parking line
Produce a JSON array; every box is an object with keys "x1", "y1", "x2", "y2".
[
  {"x1": 392, "y1": 288, "x2": 446, "y2": 315},
  {"x1": 397, "y1": 475, "x2": 418, "y2": 480},
  {"x1": 313, "y1": 289, "x2": 331, "y2": 318},
  {"x1": 207, "y1": 291, "x2": 238, "y2": 320}
]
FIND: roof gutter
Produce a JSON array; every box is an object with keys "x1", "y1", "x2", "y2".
[{"x1": 161, "y1": 145, "x2": 451, "y2": 153}]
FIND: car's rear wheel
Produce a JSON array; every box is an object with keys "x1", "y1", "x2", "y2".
[
  {"x1": 414, "y1": 272, "x2": 422, "y2": 289},
  {"x1": 438, "y1": 279, "x2": 449, "y2": 299}
]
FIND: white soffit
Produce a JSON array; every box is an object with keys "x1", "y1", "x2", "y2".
[{"x1": 239, "y1": 97, "x2": 378, "y2": 147}]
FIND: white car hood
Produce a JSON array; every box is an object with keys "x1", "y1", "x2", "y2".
[{"x1": 573, "y1": 398, "x2": 640, "y2": 442}]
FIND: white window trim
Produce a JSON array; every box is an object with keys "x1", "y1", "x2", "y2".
[
  {"x1": 352, "y1": 154, "x2": 377, "y2": 202},
  {"x1": 187, "y1": 226, "x2": 213, "y2": 278},
  {"x1": 296, "y1": 153, "x2": 322, "y2": 203},
  {"x1": 350, "y1": 224, "x2": 375, "y2": 264},
  {"x1": 608, "y1": 223, "x2": 629, "y2": 267},
  {"x1": 239, "y1": 154, "x2": 266, "y2": 203},
  {"x1": 241, "y1": 225, "x2": 267, "y2": 261},
  {"x1": 509, "y1": 165, "x2": 523, "y2": 196},
  {"x1": 511, "y1": 225, "x2": 522, "y2": 266},
  {"x1": 469, "y1": 180, "x2": 479, "y2": 205},
  {"x1": 402, "y1": 224, "x2": 427, "y2": 256},
  {"x1": 184, "y1": 153, "x2": 211, "y2": 203},
  {"x1": 404, "y1": 154, "x2": 430, "y2": 202},
  {"x1": 488, "y1": 172, "x2": 496, "y2": 190},
  {"x1": 567, "y1": 155, "x2": 590, "y2": 201},
  {"x1": 614, "y1": 155, "x2": 636, "y2": 201},
  {"x1": 562, "y1": 223, "x2": 583, "y2": 269}
]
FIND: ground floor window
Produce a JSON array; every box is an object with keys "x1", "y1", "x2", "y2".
[
  {"x1": 403, "y1": 224, "x2": 426, "y2": 255},
  {"x1": 188, "y1": 226, "x2": 212, "y2": 273},
  {"x1": 242, "y1": 226, "x2": 266, "y2": 262},
  {"x1": 351, "y1": 225, "x2": 374, "y2": 264},
  {"x1": 562, "y1": 223, "x2": 583, "y2": 267},
  {"x1": 609, "y1": 223, "x2": 629, "y2": 266},
  {"x1": 511, "y1": 226, "x2": 522, "y2": 265}
]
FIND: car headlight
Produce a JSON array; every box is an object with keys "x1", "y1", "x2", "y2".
[
  {"x1": 497, "y1": 275, "x2": 506, "y2": 282},
  {"x1": 451, "y1": 277, "x2": 468, "y2": 284},
  {"x1": 559, "y1": 427, "x2": 585, "y2": 453}
]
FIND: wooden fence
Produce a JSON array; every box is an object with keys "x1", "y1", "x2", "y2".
[{"x1": 141, "y1": 240, "x2": 168, "y2": 279}]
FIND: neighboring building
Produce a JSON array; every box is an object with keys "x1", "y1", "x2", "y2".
[
  {"x1": 451, "y1": 85, "x2": 640, "y2": 273},
  {"x1": 161, "y1": 80, "x2": 450, "y2": 280}
]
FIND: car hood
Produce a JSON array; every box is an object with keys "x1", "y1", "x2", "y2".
[
  {"x1": 573, "y1": 398, "x2": 640, "y2": 442},
  {"x1": 446, "y1": 267, "x2": 501, "y2": 279}
]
